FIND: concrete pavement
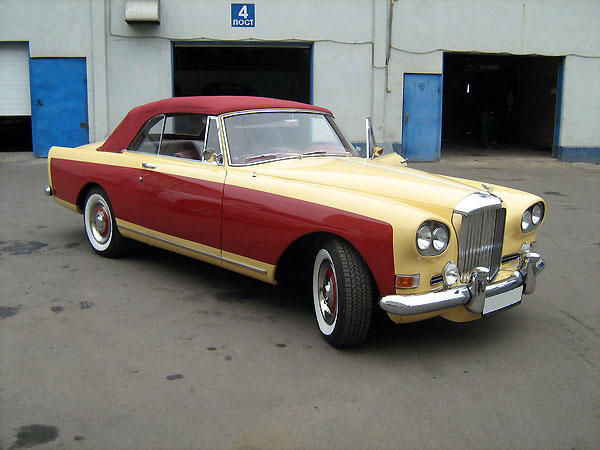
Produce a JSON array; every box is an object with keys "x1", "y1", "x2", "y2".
[{"x1": 1, "y1": 152, "x2": 598, "y2": 448}]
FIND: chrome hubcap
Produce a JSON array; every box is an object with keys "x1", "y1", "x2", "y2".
[
  {"x1": 88, "y1": 201, "x2": 111, "y2": 244},
  {"x1": 318, "y1": 263, "x2": 337, "y2": 325},
  {"x1": 95, "y1": 209, "x2": 108, "y2": 236}
]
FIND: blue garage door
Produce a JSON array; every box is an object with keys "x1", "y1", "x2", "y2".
[
  {"x1": 29, "y1": 58, "x2": 89, "y2": 157},
  {"x1": 402, "y1": 74, "x2": 442, "y2": 161}
]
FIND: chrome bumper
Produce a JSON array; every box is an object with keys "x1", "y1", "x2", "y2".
[{"x1": 379, "y1": 252, "x2": 544, "y2": 316}]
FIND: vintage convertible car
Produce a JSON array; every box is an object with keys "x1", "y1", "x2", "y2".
[{"x1": 45, "y1": 96, "x2": 545, "y2": 347}]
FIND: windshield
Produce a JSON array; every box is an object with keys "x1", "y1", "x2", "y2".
[{"x1": 224, "y1": 112, "x2": 358, "y2": 165}]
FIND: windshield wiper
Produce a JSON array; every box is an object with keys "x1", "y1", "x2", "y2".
[
  {"x1": 302, "y1": 150, "x2": 351, "y2": 157},
  {"x1": 243, "y1": 152, "x2": 301, "y2": 163}
]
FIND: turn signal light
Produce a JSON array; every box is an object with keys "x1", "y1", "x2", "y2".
[{"x1": 395, "y1": 274, "x2": 420, "y2": 289}]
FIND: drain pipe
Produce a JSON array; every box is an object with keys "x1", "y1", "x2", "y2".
[{"x1": 385, "y1": 0, "x2": 396, "y2": 93}]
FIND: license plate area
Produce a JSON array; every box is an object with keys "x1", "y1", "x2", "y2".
[{"x1": 483, "y1": 285, "x2": 524, "y2": 315}]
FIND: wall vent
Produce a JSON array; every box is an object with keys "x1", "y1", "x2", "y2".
[{"x1": 125, "y1": 0, "x2": 160, "y2": 24}]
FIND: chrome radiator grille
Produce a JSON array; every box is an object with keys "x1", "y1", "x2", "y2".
[{"x1": 457, "y1": 207, "x2": 506, "y2": 280}]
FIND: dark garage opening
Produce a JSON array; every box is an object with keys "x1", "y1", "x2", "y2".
[
  {"x1": 173, "y1": 44, "x2": 312, "y2": 103},
  {"x1": 442, "y1": 53, "x2": 562, "y2": 155},
  {"x1": 0, "y1": 116, "x2": 32, "y2": 152}
]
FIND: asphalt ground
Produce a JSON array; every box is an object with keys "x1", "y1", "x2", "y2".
[{"x1": 1, "y1": 151, "x2": 599, "y2": 448}]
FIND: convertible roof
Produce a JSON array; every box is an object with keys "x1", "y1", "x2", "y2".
[{"x1": 98, "y1": 96, "x2": 332, "y2": 152}]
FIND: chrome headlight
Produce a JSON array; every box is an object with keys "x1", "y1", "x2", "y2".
[
  {"x1": 521, "y1": 202, "x2": 545, "y2": 232},
  {"x1": 416, "y1": 221, "x2": 449, "y2": 256}
]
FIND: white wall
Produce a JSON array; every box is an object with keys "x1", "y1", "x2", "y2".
[
  {"x1": 106, "y1": 37, "x2": 172, "y2": 132},
  {"x1": 105, "y1": 0, "x2": 378, "y2": 138},
  {"x1": 0, "y1": 0, "x2": 109, "y2": 140},
  {"x1": 392, "y1": 0, "x2": 600, "y2": 57},
  {"x1": 1, "y1": 0, "x2": 599, "y2": 153},
  {"x1": 109, "y1": 0, "x2": 373, "y2": 43},
  {"x1": 0, "y1": 0, "x2": 92, "y2": 58},
  {"x1": 312, "y1": 42, "x2": 373, "y2": 142},
  {"x1": 560, "y1": 56, "x2": 600, "y2": 148},
  {"x1": 386, "y1": 0, "x2": 600, "y2": 149}
]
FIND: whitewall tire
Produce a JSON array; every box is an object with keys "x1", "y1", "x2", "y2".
[
  {"x1": 83, "y1": 188, "x2": 128, "y2": 257},
  {"x1": 312, "y1": 238, "x2": 373, "y2": 347}
]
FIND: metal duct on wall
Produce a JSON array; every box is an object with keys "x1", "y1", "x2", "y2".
[{"x1": 125, "y1": 0, "x2": 160, "y2": 24}]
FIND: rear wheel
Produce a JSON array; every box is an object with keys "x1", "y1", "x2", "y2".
[
  {"x1": 312, "y1": 238, "x2": 373, "y2": 347},
  {"x1": 83, "y1": 188, "x2": 128, "y2": 257}
]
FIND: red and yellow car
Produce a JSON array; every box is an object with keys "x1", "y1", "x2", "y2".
[{"x1": 45, "y1": 96, "x2": 545, "y2": 347}]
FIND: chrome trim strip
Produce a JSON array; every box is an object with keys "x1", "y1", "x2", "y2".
[
  {"x1": 379, "y1": 252, "x2": 544, "y2": 316},
  {"x1": 119, "y1": 224, "x2": 220, "y2": 260},
  {"x1": 221, "y1": 257, "x2": 268, "y2": 274},
  {"x1": 220, "y1": 108, "x2": 331, "y2": 119},
  {"x1": 123, "y1": 150, "x2": 222, "y2": 166},
  {"x1": 118, "y1": 225, "x2": 268, "y2": 275}
]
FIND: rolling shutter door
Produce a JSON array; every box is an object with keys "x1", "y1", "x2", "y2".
[{"x1": 0, "y1": 43, "x2": 31, "y2": 116}]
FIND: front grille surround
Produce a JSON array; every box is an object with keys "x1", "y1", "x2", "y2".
[{"x1": 456, "y1": 205, "x2": 506, "y2": 281}]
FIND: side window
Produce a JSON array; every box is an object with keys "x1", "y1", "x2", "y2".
[
  {"x1": 128, "y1": 115, "x2": 165, "y2": 154},
  {"x1": 160, "y1": 115, "x2": 206, "y2": 160},
  {"x1": 128, "y1": 114, "x2": 207, "y2": 160},
  {"x1": 203, "y1": 117, "x2": 223, "y2": 164}
]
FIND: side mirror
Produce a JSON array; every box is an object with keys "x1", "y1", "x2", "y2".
[
  {"x1": 204, "y1": 147, "x2": 223, "y2": 164},
  {"x1": 203, "y1": 147, "x2": 215, "y2": 160}
]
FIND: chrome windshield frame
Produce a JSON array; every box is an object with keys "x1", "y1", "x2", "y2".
[{"x1": 219, "y1": 108, "x2": 354, "y2": 167}]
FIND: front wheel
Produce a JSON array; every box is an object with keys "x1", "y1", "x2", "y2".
[
  {"x1": 313, "y1": 239, "x2": 373, "y2": 347},
  {"x1": 83, "y1": 188, "x2": 128, "y2": 257}
]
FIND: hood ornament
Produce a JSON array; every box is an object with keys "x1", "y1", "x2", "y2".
[{"x1": 481, "y1": 183, "x2": 494, "y2": 194}]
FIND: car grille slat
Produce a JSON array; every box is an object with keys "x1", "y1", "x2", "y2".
[{"x1": 458, "y1": 207, "x2": 505, "y2": 280}]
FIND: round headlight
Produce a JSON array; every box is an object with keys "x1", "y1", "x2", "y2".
[
  {"x1": 416, "y1": 221, "x2": 450, "y2": 256},
  {"x1": 417, "y1": 225, "x2": 432, "y2": 251},
  {"x1": 522, "y1": 202, "x2": 544, "y2": 232},
  {"x1": 532, "y1": 204, "x2": 543, "y2": 225},
  {"x1": 521, "y1": 210, "x2": 533, "y2": 232},
  {"x1": 432, "y1": 226, "x2": 449, "y2": 252},
  {"x1": 443, "y1": 261, "x2": 459, "y2": 286}
]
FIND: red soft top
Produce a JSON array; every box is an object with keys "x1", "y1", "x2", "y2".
[{"x1": 98, "y1": 96, "x2": 332, "y2": 152}]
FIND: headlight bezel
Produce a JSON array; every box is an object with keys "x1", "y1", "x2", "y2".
[
  {"x1": 416, "y1": 220, "x2": 450, "y2": 256},
  {"x1": 521, "y1": 202, "x2": 545, "y2": 233}
]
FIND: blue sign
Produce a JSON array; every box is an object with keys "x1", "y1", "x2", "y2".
[{"x1": 231, "y1": 4, "x2": 255, "y2": 27}]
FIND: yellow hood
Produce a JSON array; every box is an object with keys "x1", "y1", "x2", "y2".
[{"x1": 250, "y1": 155, "x2": 482, "y2": 215}]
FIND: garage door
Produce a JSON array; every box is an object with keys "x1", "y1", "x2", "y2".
[{"x1": 0, "y1": 43, "x2": 31, "y2": 116}]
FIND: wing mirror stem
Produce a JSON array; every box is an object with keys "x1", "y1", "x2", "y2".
[
  {"x1": 365, "y1": 117, "x2": 373, "y2": 159},
  {"x1": 365, "y1": 117, "x2": 383, "y2": 159}
]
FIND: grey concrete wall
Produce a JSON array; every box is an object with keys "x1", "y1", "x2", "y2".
[
  {"x1": 385, "y1": 0, "x2": 600, "y2": 149},
  {"x1": 1, "y1": 0, "x2": 598, "y2": 156}
]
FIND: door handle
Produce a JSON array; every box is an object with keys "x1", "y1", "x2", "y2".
[
  {"x1": 142, "y1": 162, "x2": 156, "y2": 169},
  {"x1": 405, "y1": 113, "x2": 409, "y2": 124}
]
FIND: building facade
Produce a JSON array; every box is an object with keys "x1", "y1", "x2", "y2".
[{"x1": 1, "y1": 0, "x2": 599, "y2": 162}]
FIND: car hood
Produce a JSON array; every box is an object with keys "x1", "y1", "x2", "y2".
[{"x1": 252, "y1": 155, "x2": 485, "y2": 215}]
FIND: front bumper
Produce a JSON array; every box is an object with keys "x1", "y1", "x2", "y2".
[{"x1": 379, "y1": 252, "x2": 544, "y2": 316}]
